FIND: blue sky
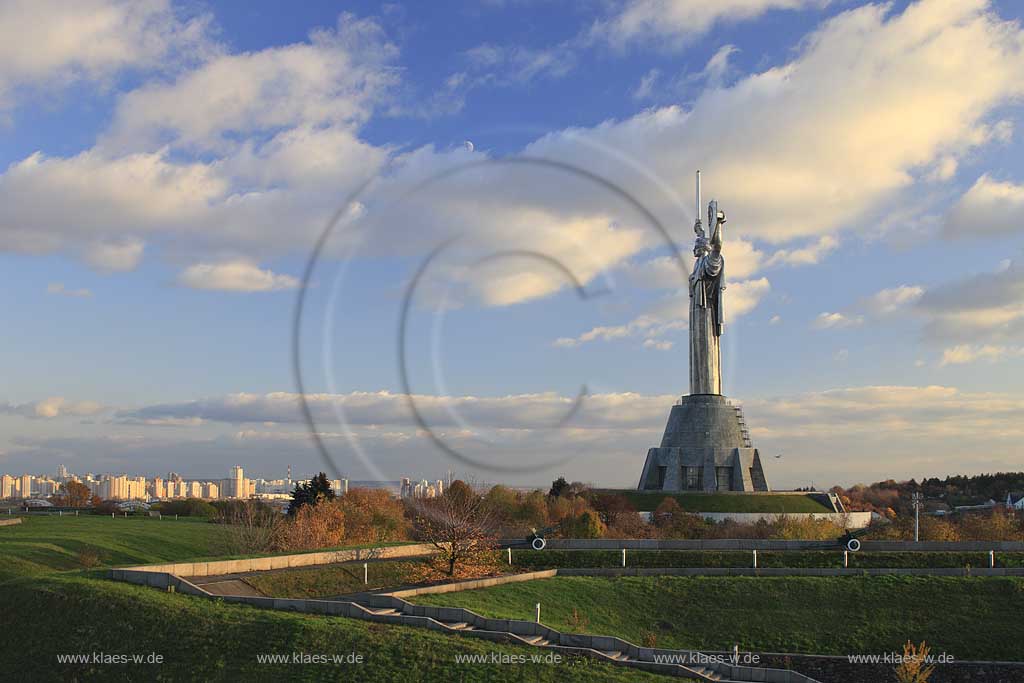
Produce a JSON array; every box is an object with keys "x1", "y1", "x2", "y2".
[{"x1": 3, "y1": 0, "x2": 1024, "y2": 489}]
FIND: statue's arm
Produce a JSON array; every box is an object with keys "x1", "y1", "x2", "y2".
[{"x1": 710, "y1": 218, "x2": 723, "y2": 253}]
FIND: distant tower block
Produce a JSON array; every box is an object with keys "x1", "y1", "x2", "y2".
[{"x1": 638, "y1": 172, "x2": 769, "y2": 493}]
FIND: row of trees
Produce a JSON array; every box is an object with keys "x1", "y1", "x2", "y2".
[{"x1": 832, "y1": 471, "x2": 1024, "y2": 514}]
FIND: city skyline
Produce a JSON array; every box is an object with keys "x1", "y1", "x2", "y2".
[
  {"x1": 2, "y1": 0, "x2": 1024, "y2": 489},
  {"x1": 0, "y1": 462, "x2": 465, "y2": 502}
]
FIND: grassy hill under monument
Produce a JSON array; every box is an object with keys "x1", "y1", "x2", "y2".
[{"x1": 593, "y1": 490, "x2": 834, "y2": 513}]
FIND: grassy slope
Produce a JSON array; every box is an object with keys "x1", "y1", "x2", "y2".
[
  {"x1": 0, "y1": 517, "x2": 664, "y2": 682},
  {"x1": 4, "y1": 573, "x2": 666, "y2": 682},
  {"x1": 0, "y1": 514, "x2": 222, "y2": 580},
  {"x1": 245, "y1": 560, "x2": 428, "y2": 598},
  {"x1": 415, "y1": 575, "x2": 1024, "y2": 660},
  {"x1": 509, "y1": 549, "x2": 1024, "y2": 569},
  {"x1": 595, "y1": 490, "x2": 832, "y2": 513}
]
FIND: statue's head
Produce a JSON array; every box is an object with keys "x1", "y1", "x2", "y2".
[{"x1": 693, "y1": 235, "x2": 710, "y2": 257}]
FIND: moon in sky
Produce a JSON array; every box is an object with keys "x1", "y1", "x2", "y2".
[{"x1": 463, "y1": 140, "x2": 474, "y2": 152}]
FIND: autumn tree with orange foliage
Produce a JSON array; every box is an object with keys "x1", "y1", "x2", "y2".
[
  {"x1": 335, "y1": 488, "x2": 409, "y2": 544},
  {"x1": 274, "y1": 500, "x2": 346, "y2": 552}
]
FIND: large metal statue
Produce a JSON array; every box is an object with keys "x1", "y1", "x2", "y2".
[
  {"x1": 636, "y1": 170, "x2": 770, "y2": 492},
  {"x1": 689, "y1": 170, "x2": 726, "y2": 395}
]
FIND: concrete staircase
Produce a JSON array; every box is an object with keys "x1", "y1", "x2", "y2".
[
  {"x1": 352, "y1": 592, "x2": 821, "y2": 683},
  {"x1": 110, "y1": 564, "x2": 818, "y2": 682}
]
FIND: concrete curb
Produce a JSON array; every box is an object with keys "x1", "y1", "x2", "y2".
[
  {"x1": 117, "y1": 543, "x2": 437, "y2": 578},
  {"x1": 501, "y1": 539, "x2": 1024, "y2": 551}
]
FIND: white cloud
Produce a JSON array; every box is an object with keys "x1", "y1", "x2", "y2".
[
  {"x1": 3, "y1": 0, "x2": 1024, "y2": 316},
  {"x1": 0, "y1": 0, "x2": 213, "y2": 109},
  {"x1": 702, "y1": 44, "x2": 739, "y2": 86},
  {"x1": 0, "y1": 15, "x2": 395, "y2": 269},
  {"x1": 769, "y1": 315, "x2": 782, "y2": 325},
  {"x1": 0, "y1": 149, "x2": 227, "y2": 255},
  {"x1": 764, "y1": 236, "x2": 838, "y2": 267},
  {"x1": 462, "y1": 42, "x2": 576, "y2": 84},
  {"x1": 592, "y1": 0, "x2": 829, "y2": 50},
  {"x1": 926, "y1": 156, "x2": 959, "y2": 182},
  {"x1": 116, "y1": 390, "x2": 679, "y2": 432},
  {"x1": 945, "y1": 174, "x2": 1024, "y2": 238},
  {"x1": 85, "y1": 238, "x2": 145, "y2": 272},
  {"x1": 554, "y1": 314, "x2": 685, "y2": 348},
  {"x1": 813, "y1": 311, "x2": 863, "y2": 329},
  {"x1": 96, "y1": 383, "x2": 1024, "y2": 487},
  {"x1": 916, "y1": 259, "x2": 1024, "y2": 341},
  {"x1": 103, "y1": 13, "x2": 397, "y2": 152},
  {"x1": 727, "y1": 277, "x2": 771, "y2": 317},
  {"x1": 939, "y1": 344, "x2": 1024, "y2": 366},
  {"x1": 1, "y1": 397, "x2": 105, "y2": 419},
  {"x1": 177, "y1": 261, "x2": 299, "y2": 293},
  {"x1": 861, "y1": 284, "x2": 924, "y2": 315},
  {"x1": 533, "y1": 0, "x2": 1024, "y2": 246},
  {"x1": 643, "y1": 339, "x2": 674, "y2": 351},
  {"x1": 46, "y1": 282, "x2": 92, "y2": 298},
  {"x1": 632, "y1": 68, "x2": 660, "y2": 101}
]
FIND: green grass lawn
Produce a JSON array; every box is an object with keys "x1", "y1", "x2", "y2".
[
  {"x1": 3, "y1": 572, "x2": 668, "y2": 682},
  {"x1": 595, "y1": 490, "x2": 832, "y2": 513},
  {"x1": 414, "y1": 575, "x2": 1024, "y2": 661},
  {"x1": 0, "y1": 516, "x2": 664, "y2": 681},
  {"x1": 0, "y1": 514, "x2": 223, "y2": 580},
  {"x1": 245, "y1": 559, "x2": 430, "y2": 598}
]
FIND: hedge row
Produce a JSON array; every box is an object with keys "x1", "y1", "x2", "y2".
[{"x1": 508, "y1": 549, "x2": 1024, "y2": 569}]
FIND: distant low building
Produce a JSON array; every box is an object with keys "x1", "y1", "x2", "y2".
[{"x1": 1006, "y1": 492, "x2": 1024, "y2": 510}]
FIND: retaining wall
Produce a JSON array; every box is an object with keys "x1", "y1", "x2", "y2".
[
  {"x1": 557, "y1": 567, "x2": 1024, "y2": 577},
  {"x1": 520, "y1": 538, "x2": 1024, "y2": 551},
  {"x1": 114, "y1": 543, "x2": 436, "y2": 578}
]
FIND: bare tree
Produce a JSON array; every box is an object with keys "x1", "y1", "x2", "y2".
[
  {"x1": 216, "y1": 500, "x2": 282, "y2": 556},
  {"x1": 412, "y1": 480, "x2": 497, "y2": 576}
]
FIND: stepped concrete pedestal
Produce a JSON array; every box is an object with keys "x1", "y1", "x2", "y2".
[{"x1": 638, "y1": 394, "x2": 769, "y2": 492}]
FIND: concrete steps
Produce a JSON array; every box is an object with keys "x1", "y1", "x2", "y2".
[
  {"x1": 601, "y1": 650, "x2": 629, "y2": 661},
  {"x1": 342, "y1": 596, "x2": 817, "y2": 683},
  {"x1": 443, "y1": 622, "x2": 475, "y2": 631}
]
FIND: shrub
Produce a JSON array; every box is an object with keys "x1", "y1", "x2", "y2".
[
  {"x1": 337, "y1": 489, "x2": 409, "y2": 544},
  {"x1": 213, "y1": 499, "x2": 282, "y2": 556},
  {"x1": 77, "y1": 546, "x2": 103, "y2": 568},
  {"x1": 566, "y1": 608, "x2": 589, "y2": 630},
  {"x1": 274, "y1": 501, "x2": 346, "y2": 552},
  {"x1": 561, "y1": 511, "x2": 606, "y2": 539},
  {"x1": 894, "y1": 641, "x2": 935, "y2": 683},
  {"x1": 154, "y1": 498, "x2": 217, "y2": 518}
]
